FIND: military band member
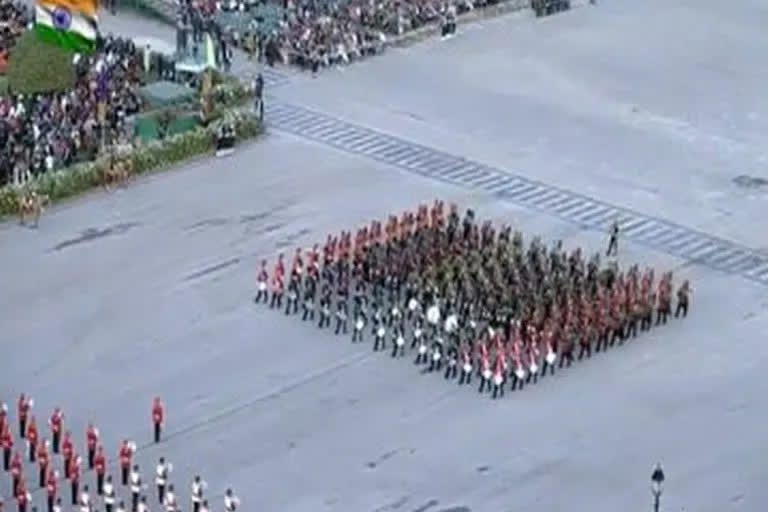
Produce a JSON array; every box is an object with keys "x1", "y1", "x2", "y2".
[
  {"x1": 301, "y1": 287, "x2": 315, "y2": 321},
  {"x1": 10, "y1": 450, "x2": 22, "y2": 495},
  {"x1": 46, "y1": 470, "x2": 57, "y2": 512},
  {"x1": 541, "y1": 331, "x2": 556, "y2": 377},
  {"x1": 94, "y1": 447, "x2": 106, "y2": 495},
  {"x1": 25, "y1": 416, "x2": 38, "y2": 462},
  {"x1": 478, "y1": 349, "x2": 492, "y2": 393},
  {"x1": 0, "y1": 402, "x2": 6, "y2": 437},
  {"x1": 198, "y1": 501, "x2": 209, "y2": 512},
  {"x1": 118, "y1": 440, "x2": 134, "y2": 486},
  {"x1": 335, "y1": 300, "x2": 348, "y2": 335},
  {"x1": 190, "y1": 476, "x2": 205, "y2": 512},
  {"x1": 1, "y1": 424, "x2": 12, "y2": 470},
  {"x1": 17, "y1": 395, "x2": 32, "y2": 439},
  {"x1": 155, "y1": 458, "x2": 171, "y2": 505},
  {"x1": 86, "y1": 424, "x2": 99, "y2": 469},
  {"x1": 491, "y1": 355, "x2": 507, "y2": 399},
  {"x1": 38, "y1": 439, "x2": 50, "y2": 488},
  {"x1": 458, "y1": 345, "x2": 473, "y2": 385},
  {"x1": 444, "y1": 345, "x2": 458, "y2": 380},
  {"x1": 390, "y1": 326, "x2": 406, "y2": 358},
  {"x1": 285, "y1": 278, "x2": 300, "y2": 315},
  {"x1": 269, "y1": 273, "x2": 284, "y2": 309},
  {"x1": 352, "y1": 309, "x2": 365, "y2": 343},
  {"x1": 62, "y1": 432, "x2": 74, "y2": 478},
  {"x1": 69, "y1": 456, "x2": 82, "y2": 506},
  {"x1": 510, "y1": 347, "x2": 526, "y2": 392},
  {"x1": 373, "y1": 322, "x2": 386, "y2": 352},
  {"x1": 136, "y1": 496, "x2": 148, "y2": 512},
  {"x1": 16, "y1": 477, "x2": 30, "y2": 512},
  {"x1": 641, "y1": 292, "x2": 655, "y2": 331},
  {"x1": 318, "y1": 296, "x2": 331, "y2": 329},
  {"x1": 428, "y1": 340, "x2": 443, "y2": 372},
  {"x1": 48, "y1": 408, "x2": 63, "y2": 454},
  {"x1": 152, "y1": 398, "x2": 165, "y2": 444},
  {"x1": 115, "y1": 501, "x2": 126, "y2": 512},
  {"x1": 410, "y1": 318, "x2": 424, "y2": 350},
  {"x1": 103, "y1": 476, "x2": 116, "y2": 512},
  {"x1": 254, "y1": 260, "x2": 269, "y2": 304},
  {"x1": 129, "y1": 465, "x2": 142, "y2": 512},
  {"x1": 526, "y1": 343, "x2": 540, "y2": 385}
]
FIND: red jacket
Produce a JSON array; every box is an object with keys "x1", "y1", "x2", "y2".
[
  {"x1": 49, "y1": 411, "x2": 63, "y2": 435},
  {"x1": 46, "y1": 470, "x2": 57, "y2": 497},
  {"x1": 62, "y1": 435, "x2": 73, "y2": 460},
  {"x1": 37, "y1": 442, "x2": 49, "y2": 468},
  {"x1": 10, "y1": 452, "x2": 22, "y2": 476},
  {"x1": 152, "y1": 402, "x2": 164, "y2": 425},
  {"x1": 16, "y1": 482, "x2": 28, "y2": 505},
  {"x1": 26, "y1": 420, "x2": 38, "y2": 445},
  {"x1": 94, "y1": 450, "x2": 106, "y2": 475},
  {"x1": 69, "y1": 457, "x2": 80, "y2": 482},
  {"x1": 17, "y1": 397, "x2": 29, "y2": 421},
  {"x1": 119, "y1": 443, "x2": 132, "y2": 468},
  {"x1": 0, "y1": 426, "x2": 12, "y2": 449},
  {"x1": 86, "y1": 425, "x2": 98, "y2": 450}
]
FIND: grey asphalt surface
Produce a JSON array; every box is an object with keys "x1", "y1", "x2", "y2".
[{"x1": 3, "y1": 1, "x2": 768, "y2": 512}]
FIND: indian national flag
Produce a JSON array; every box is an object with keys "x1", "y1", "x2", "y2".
[{"x1": 35, "y1": 0, "x2": 99, "y2": 54}]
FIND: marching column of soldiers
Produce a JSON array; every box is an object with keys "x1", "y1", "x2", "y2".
[
  {"x1": 0, "y1": 398, "x2": 238, "y2": 512},
  {"x1": 256, "y1": 200, "x2": 692, "y2": 399}
]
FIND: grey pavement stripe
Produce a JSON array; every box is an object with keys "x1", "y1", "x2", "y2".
[{"x1": 268, "y1": 102, "x2": 768, "y2": 285}]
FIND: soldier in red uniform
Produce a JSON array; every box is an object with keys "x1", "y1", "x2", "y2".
[
  {"x1": 152, "y1": 398, "x2": 164, "y2": 444},
  {"x1": 1, "y1": 423, "x2": 13, "y2": 470},
  {"x1": 10, "y1": 450, "x2": 22, "y2": 495},
  {"x1": 94, "y1": 446, "x2": 106, "y2": 495},
  {"x1": 0, "y1": 402, "x2": 7, "y2": 436},
  {"x1": 17, "y1": 395, "x2": 31, "y2": 439},
  {"x1": 37, "y1": 439, "x2": 50, "y2": 488},
  {"x1": 119, "y1": 440, "x2": 133, "y2": 485},
  {"x1": 254, "y1": 260, "x2": 269, "y2": 304},
  {"x1": 46, "y1": 468, "x2": 57, "y2": 512},
  {"x1": 25, "y1": 417, "x2": 38, "y2": 463},
  {"x1": 86, "y1": 423, "x2": 99, "y2": 469},
  {"x1": 269, "y1": 271, "x2": 284, "y2": 309},
  {"x1": 69, "y1": 455, "x2": 81, "y2": 506},
  {"x1": 491, "y1": 353, "x2": 507, "y2": 399},
  {"x1": 656, "y1": 274, "x2": 672, "y2": 325},
  {"x1": 62, "y1": 432, "x2": 73, "y2": 479},
  {"x1": 49, "y1": 408, "x2": 63, "y2": 455},
  {"x1": 477, "y1": 345, "x2": 492, "y2": 394},
  {"x1": 15, "y1": 476, "x2": 29, "y2": 512}
]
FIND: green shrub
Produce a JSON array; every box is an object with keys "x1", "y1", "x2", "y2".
[
  {"x1": 0, "y1": 111, "x2": 261, "y2": 216},
  {"x1": 7, "y1": 31, "x2": 76, "y2": 94}
]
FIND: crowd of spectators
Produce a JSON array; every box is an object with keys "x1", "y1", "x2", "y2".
[
  {"x1": 173, "y1": 0, "x2": 500, "y2": 72},
  {"x1": 0, "y1": 36, "x2": 145, "y2": 187},
  {"x1": 0, "y1": 0, "x2": 30, "y2": 74}
]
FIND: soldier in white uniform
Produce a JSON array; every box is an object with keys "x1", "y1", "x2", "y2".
[
  {"x1": 372, "y1": 322, "x2": 386, "y2": 352},
  {"x1": 223, "y1": 490, "x2": 239, "y2": 512},
  {"x1": 190, "y1": 477, "x2": 205, "y2": 512},
  {"x1": 129, "y1": 466, "x2": 142, "y2": 512},
  {"x1": 163, "y1": 485, "x2": 177, "y2": 512},
  {"x1": 198, "y1": 501, "x2": 209, "y2": 512},
  {"x1": 155, "y1": 458, "x2": 171, "y2": 505},
  {"x1": 103, "y1": 476, "x2": 116, "y2": 512},
  {"x1": 79, "y1": 485, "x2": 92, "y2": 512},
  {"x1": 389, "y1": 325, "x2": 406, "y2": 358},
  {"x1": 115, "y1": 501, "x2": 126, "y2": 512},
  {"x1": 52, "y1": 498, "x2": 62, "y2": 512},
  {"x1": 136, "y1": 496, "x2": 148, "y2": 512}
]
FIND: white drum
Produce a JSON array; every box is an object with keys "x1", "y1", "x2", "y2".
[{"x1": 546, "y1": 351, "x2": 556, "y2": 365}]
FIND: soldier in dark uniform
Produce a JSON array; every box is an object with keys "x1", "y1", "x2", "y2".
[
  {"x1": 335, "y1": 300, "x2": 348, "y2": 335},
  {"x1": 606, "y1": 221, "x2": 619, "y2": 257},
  {"x1": 674, "y1": 280, "x2": 691, "y2": 318}
]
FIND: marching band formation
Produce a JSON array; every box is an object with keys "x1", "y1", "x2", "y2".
[
  {"x1": 255, "y1": 201, "x2": 692, "y2": 398},
  {"x1": 0, "y1": 398, "x2": 239, "y2": 512}
]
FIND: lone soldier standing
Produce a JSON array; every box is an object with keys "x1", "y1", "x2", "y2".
[
  {"x1": 119, "y1": 441, "x2": 134, "y2": 486},
  {"x1": 606, "y1": 220, "x2": 619, "y2": 257},
  {"x1": 103, "y1": 476, "x2": 116, "y2": 512},
  {"x1": 155, "y1": 458, "x2": 171, "y2": 504},
  {"x1": 94, "y1": 447, "x2": 106, "y2": 495},
  {"x1": 152, "y1": 398, "x2": 164, "y2": 444},
  {"x1": 49, "y1": 408, "x2": 63, "y2": 454}
]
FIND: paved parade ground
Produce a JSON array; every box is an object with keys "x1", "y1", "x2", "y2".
[{"x1": 3, "y1": 1, "x2": 768, "y2": 511}]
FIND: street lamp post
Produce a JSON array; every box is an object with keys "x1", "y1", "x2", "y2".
[{"x1": 651, "y1": 463, "x2": 665, "y2": 512}]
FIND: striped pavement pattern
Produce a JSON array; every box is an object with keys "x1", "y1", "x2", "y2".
[{"x1": 265, "y1": 102, "x2": 768, "y2": 286}]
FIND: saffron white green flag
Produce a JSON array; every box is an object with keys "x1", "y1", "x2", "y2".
[{"x1": 35, "y1": 0, "x2": 99, "y2": 54}]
